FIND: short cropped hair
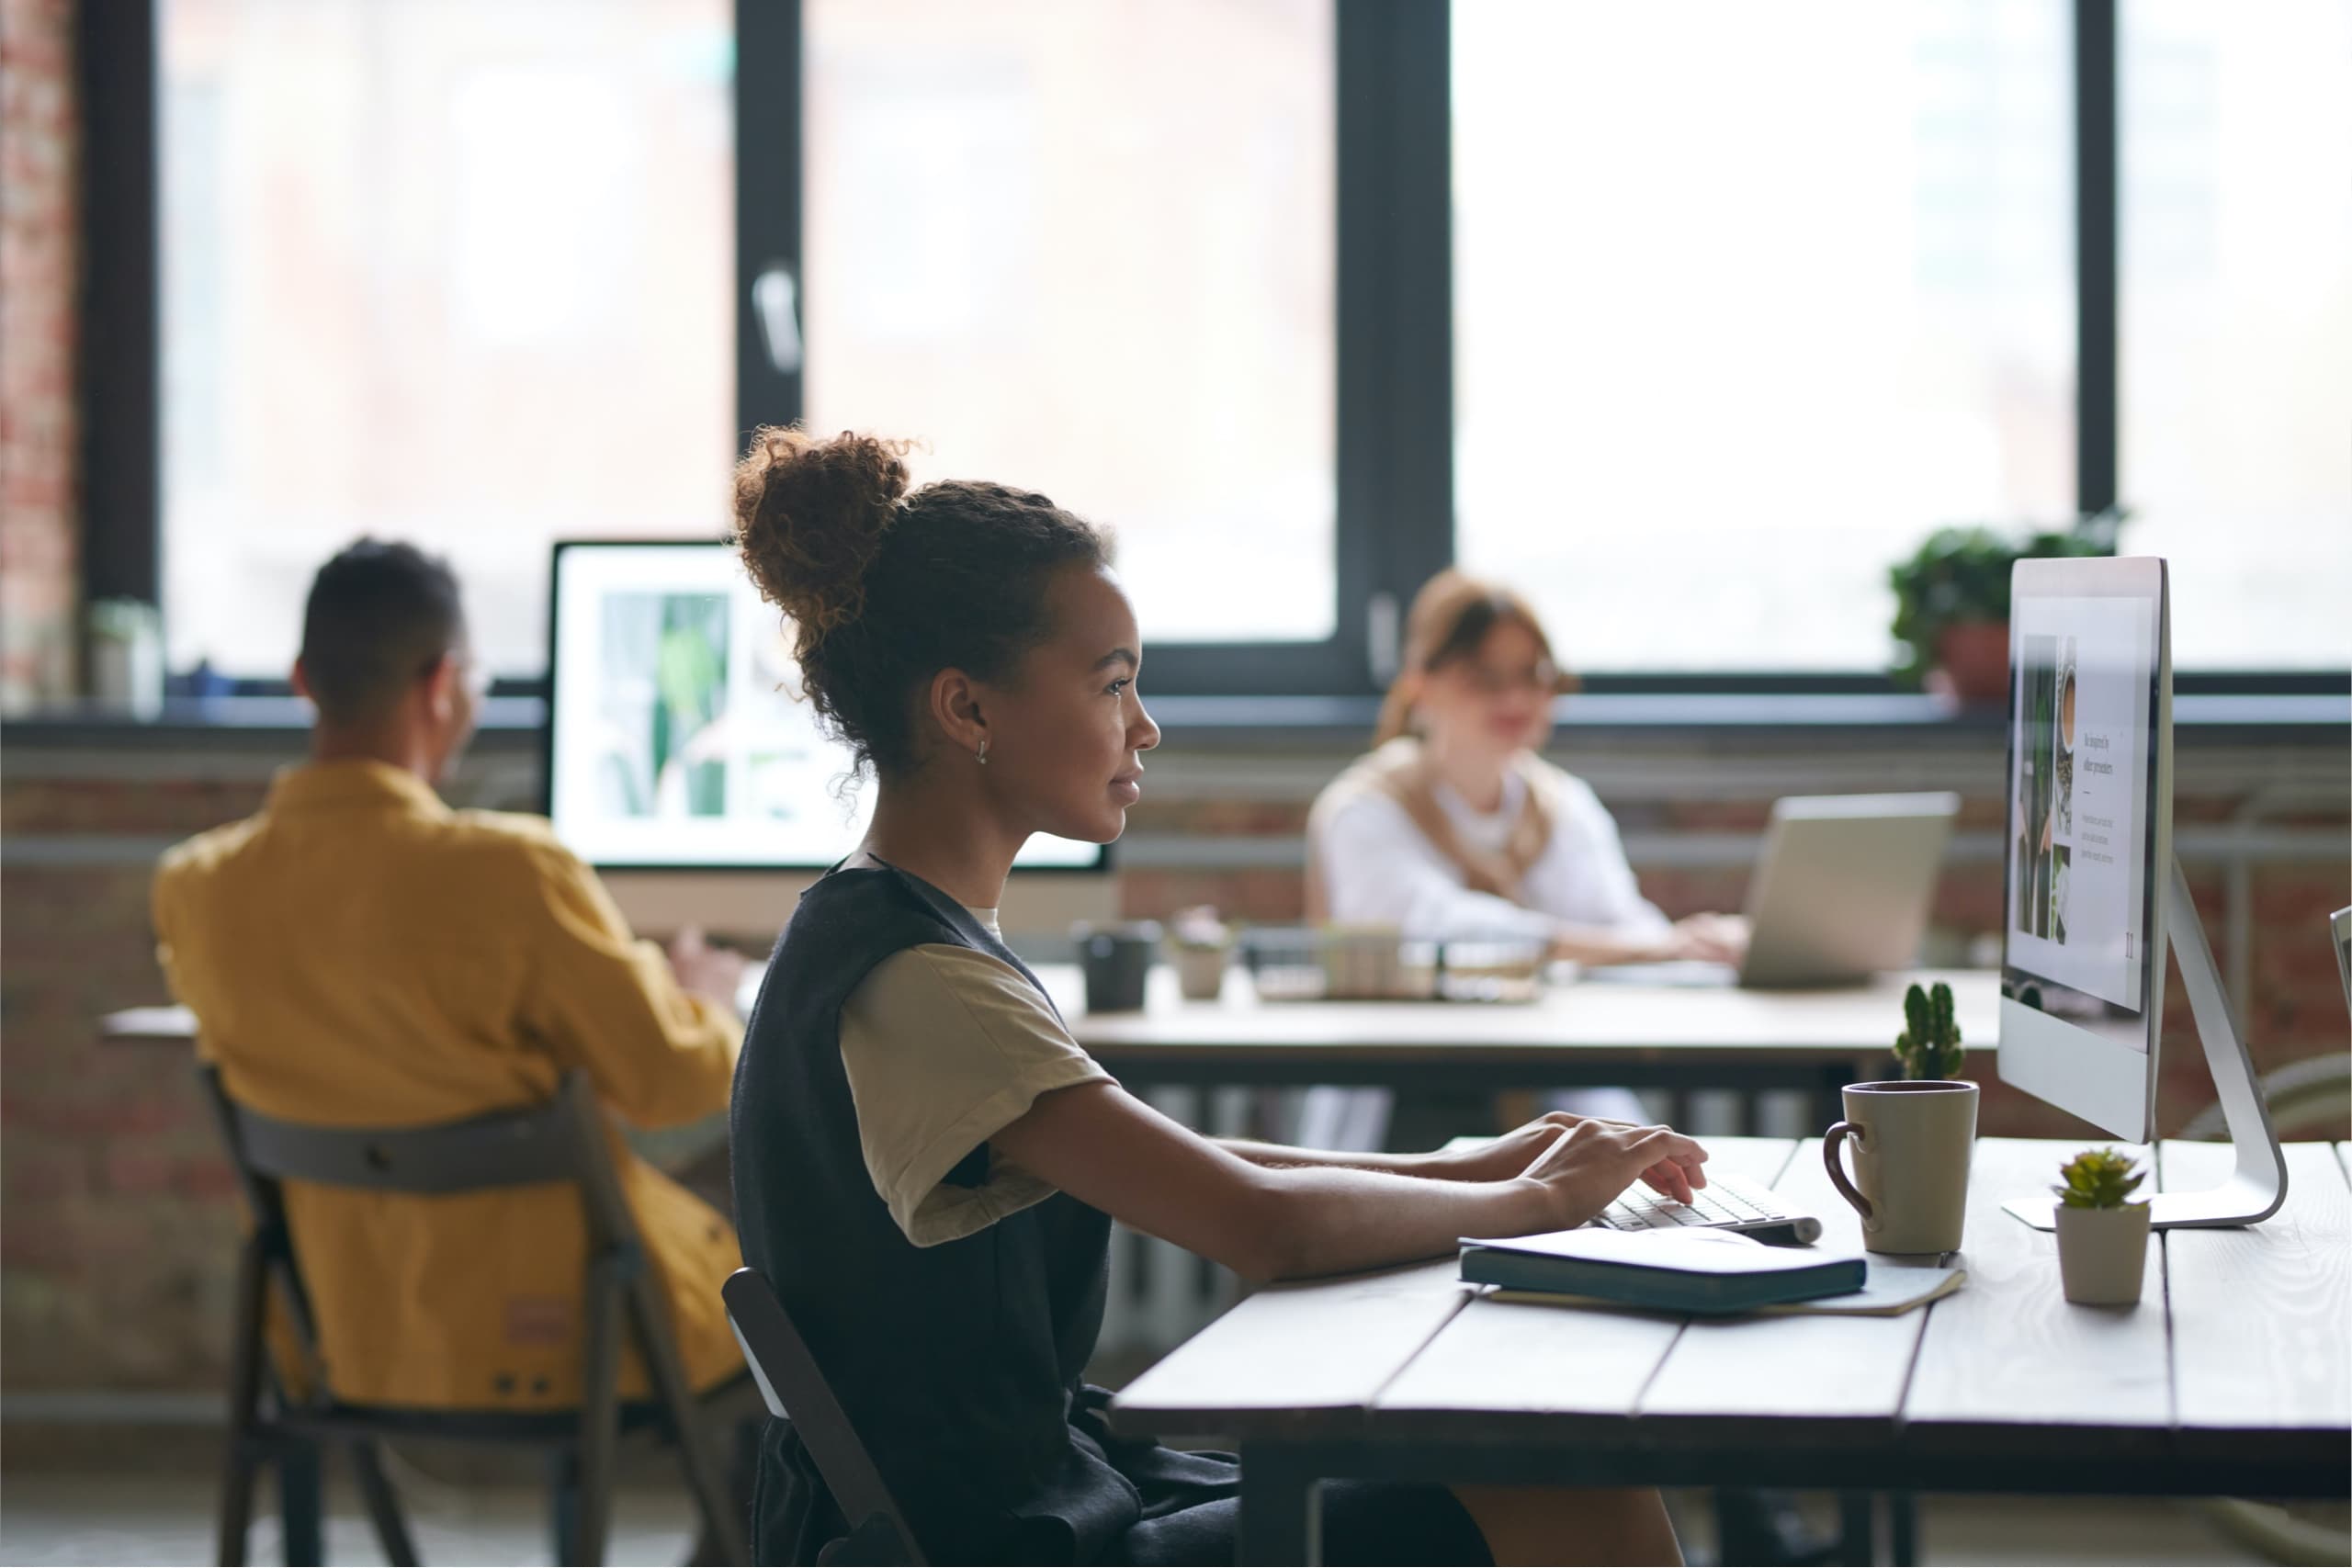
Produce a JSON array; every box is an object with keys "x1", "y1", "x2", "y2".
[{"x1": 298, "y1": 540, "x2": 466, "y2": 723}]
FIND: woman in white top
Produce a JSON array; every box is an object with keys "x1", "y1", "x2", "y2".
[
  {"x1": 1311, "y1": 570, "x2": 1746, "y2": 965},
  {"x1": 1302, "y1": 571, "x2": 1747, "y2": 1144}
]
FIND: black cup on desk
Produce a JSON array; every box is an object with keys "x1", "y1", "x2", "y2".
[{"x1": 1073, "y1": 921, "x2": 1161, "y2": 1012}]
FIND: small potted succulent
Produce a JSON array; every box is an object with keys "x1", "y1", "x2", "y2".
[
  {"x1": 2052, "y1": 1147, "x2": 2150, "y2": 1305},
  {"x1": 1893, "y1": 980, "x2": 1967, "y2": 1081}
]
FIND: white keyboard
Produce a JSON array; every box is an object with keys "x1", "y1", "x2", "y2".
[{"x1": 1589, "y1": 1170, "x2": 1823, "y2": 1244}]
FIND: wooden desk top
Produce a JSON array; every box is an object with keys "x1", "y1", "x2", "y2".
[{"x1": 1111, "y1": 1137, "x2": 2351, "y2": 1486}]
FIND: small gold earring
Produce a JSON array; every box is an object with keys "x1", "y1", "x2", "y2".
[{"x1": 976, "y1": 738, "x2": 989, "y2": 765}]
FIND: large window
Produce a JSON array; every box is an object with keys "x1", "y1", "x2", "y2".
[
  {"x1": 160, "y1": 0, "x2": 732, "y2": 677},
  {"x1": 2120, "y1": 0, "x2": 2352, "y2": 670},
  {"x1": 799, "y1": 0, "x2": 1336, "y2": 645},
  {"x1": 1453, "y1": 0, "x2": 2074, "y2": 671},
  {"x1": 120, "y1": 0, "x2": 2346, "y2": 691}
]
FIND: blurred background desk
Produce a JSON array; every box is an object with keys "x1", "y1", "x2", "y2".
[
  {"x1": 1048, "y1": 964, "x2": 1999, "y2": 1134},
  {"x1": 106, "y1": 965, "x2": 2000, "y2": 1134}
]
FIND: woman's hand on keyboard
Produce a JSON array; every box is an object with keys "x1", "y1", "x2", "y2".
[{"x1": 1512, "y1": 1119, "x2": 1711, "y2": 1230}]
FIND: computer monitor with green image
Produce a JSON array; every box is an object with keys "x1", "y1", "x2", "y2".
[{"x1": 544, "y1": 540, "x2": 1108, "y2": 875}]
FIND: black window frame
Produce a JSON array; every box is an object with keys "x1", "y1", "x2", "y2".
[{"x1": 78, "y1": 0, "x2": 2341, "y2": 707}]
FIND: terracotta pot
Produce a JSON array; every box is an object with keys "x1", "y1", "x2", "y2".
[
  {"x1": 1931, "y1": 622, "x2": 2011, "y2": 705},
  {"x1": 2055, "y1": 1201, "x2": 2151, "y2": 1305}
]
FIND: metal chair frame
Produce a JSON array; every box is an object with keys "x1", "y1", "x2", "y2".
[
  {"x1": 721, "y1": 1267, "x2": 926, "y2": 1566},
  {"x1": 200, "y1": 1066, "x2": 750, "y2": 1566}
]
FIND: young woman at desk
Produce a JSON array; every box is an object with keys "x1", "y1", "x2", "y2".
[
  {"x1": 1300, "y1": 570, "x2": 1749, "y2": 1141},
  {"x1": 728, "y1": 429, "x2": 1702, "y2": 1567},
  {"x1": 1309, "y1": 569, "x2": 1747, "y2": 970}
]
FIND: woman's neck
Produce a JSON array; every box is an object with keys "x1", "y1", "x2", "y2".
[
  {"x1": 860, "y1": 768, "x2": 1023, "y2": 911},
  {"x1": 1419, "y1": 731, "x2": 1512, "y2": 815}
]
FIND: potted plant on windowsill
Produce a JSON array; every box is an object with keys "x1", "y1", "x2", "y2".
[
  {"x1": 1888, "y1": 508, "x2": 2128, "y2": 705},
  {"x1": 2052, "y1": 1147, "x2": 2151, "y2": 1305}
]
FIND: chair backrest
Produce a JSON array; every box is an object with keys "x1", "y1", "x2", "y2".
[
  {"x1": 217, "y1": 1076, "x2": 589, "y2": 1194},
  {"x1": 721, "y1": 1267, "x2": 926, "y2": 1566},
  {"x1": 199, "y1": 1066, "x2": 645, "y2": 1308}
]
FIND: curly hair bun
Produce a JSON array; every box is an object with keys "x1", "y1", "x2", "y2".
[{"x1": 731, "y1": 426, "x2": 915, "y2": 634}]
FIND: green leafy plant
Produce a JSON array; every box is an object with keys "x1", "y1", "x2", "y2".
[
  {"x1": 2052, "y1": 1147, "x2": 2147, "y2": 1211},
  {"x1": 1888, "y1": 507, "x2": 2128, "y2": 686},
  {"x1": 1892, "y1": 980, "x2": 1966, "y2": 1080}
]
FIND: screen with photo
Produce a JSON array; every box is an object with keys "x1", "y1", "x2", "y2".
[
  {"x1": 2004, "y1": 592, "x2": 2158, "y2": 1021},
  {"x1": 548, "y1": 543, "x2": 1105, "y2": 870}
]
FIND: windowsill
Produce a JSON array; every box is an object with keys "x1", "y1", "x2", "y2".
[{"x1": 4, "y1": 690, "x2": 2342, "y2": 749}]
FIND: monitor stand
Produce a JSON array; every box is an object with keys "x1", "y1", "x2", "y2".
[{"x1": 2001, "y1": 856, "x2": 2288, "y2": 1231}]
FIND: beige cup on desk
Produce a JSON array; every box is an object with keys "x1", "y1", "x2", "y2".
[{"x1": 1822, "y1": 1080, "x2": 1979, "y2": 1254}]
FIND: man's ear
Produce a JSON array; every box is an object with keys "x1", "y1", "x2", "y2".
[
  {"x1": 419, "y1": 650, "x2": 461, "y2": 723},
  {"x1": 290, "y1": 659, "x2": 314, "y2": 705},
  {"x1": 927, "y1": 667, "x2": 988, "y2": 757}
]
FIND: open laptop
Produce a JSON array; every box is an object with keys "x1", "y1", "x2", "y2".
[{"x1": 1589, "y1": 792, "x2": 1961, "y2": 989}]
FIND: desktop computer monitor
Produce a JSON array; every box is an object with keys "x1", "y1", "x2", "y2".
[
  {"x1": 1997, "y1": 555, "x2": 2171, "y2": 1143},
  {"x1": 543, "y1": 540, "x2": 1113, "y2": 932},
  {"x1": 1997, "y1": 555, "x2": 2283, "y2": 1229}
]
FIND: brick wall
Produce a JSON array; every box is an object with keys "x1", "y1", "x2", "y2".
[
  {"x1": 0, "y1": 0, "x2": 80, "y2": 711},
  {"x1": 4, "y1": 725, "x2": 2345, "y2": 1393}
]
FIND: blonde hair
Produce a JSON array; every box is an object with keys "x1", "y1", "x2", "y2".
[{"x1": 1371, "y1": 570, "x2": 1576, "y2": 745}]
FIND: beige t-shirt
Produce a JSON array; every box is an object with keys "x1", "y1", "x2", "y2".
[{"x1": 838, "y1": 907, "x2": 1114, "y2": 1247}]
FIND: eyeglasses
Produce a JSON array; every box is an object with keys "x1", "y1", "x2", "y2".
[{"x1": 1455, "y1": 662, "x2": 1560, "y2": 698}]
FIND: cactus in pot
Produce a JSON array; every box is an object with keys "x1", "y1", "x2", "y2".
[{"x1": 1892, "y1": 981, "x2": 1966, "y2": 1081}]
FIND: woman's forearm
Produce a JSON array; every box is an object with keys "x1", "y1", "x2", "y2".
[
  {"x1": 1551, "y1": 923, "x2": 1663, "y2": 965},
  {"x1": 1252, "y1": 1163, "x2": 1550, "y2": 1280},
  {"x1": 1216, "y1": 1137, "x2": 1442, "y2": 1179}
]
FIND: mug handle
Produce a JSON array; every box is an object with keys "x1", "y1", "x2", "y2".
[{"x1": 1822, "y1": 1121, "x2": 1874, "y2": 1223}]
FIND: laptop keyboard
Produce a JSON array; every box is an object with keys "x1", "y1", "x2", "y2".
[{"x1": 1589, "y1": 1171, "x2": 1822, "y2": 1243}]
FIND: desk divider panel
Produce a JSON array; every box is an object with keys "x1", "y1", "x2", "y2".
[
  {"x1": 1904, "y1": 1136, "x2": 2169, "y2": 1434},
  {"x1": 2162, "y1": 1139, "x2": 2351, "y2": 1432}
]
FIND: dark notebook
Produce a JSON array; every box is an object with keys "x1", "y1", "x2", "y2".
[{"x1": 1459, "y1": 1227, "x2": 1867, "y2": 1314}]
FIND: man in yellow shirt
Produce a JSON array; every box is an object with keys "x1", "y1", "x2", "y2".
[{"x1": 154, "y1": 540, "x2": 747, "y2": 1412}]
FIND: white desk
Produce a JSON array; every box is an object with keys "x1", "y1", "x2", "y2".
[{"x1": 1044, "y1": 964, "x2": 1999, "y2": 1132}]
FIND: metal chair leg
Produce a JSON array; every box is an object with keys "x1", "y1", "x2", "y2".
[
  {"x1": 347, "y1": 1440, "x2": 418, "y2": 1566},
  {"x1": 570, "y1": 1264, "x2": 625, "y2": 1565},
  {"x1": 217, "y1": 1237, "x2": 270, "y2": 1567},
  {"x1": 628, "y1": 1272, "x2": 749, "y2": 1564},
  {"x1": 549, "y1": 1448, "x2": 583, "y2": 1567},
  {"x1": 277, "y1": 1439, "x2": 324, "y2": 1567}
]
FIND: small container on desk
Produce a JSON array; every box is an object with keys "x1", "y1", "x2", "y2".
[{"x1": 1237, "y1": 927, "x2": 1545, "y2": 1003}]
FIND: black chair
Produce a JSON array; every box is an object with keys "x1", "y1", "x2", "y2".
[
  {"x1": 200, "y1": 1066, "x2": 751, "y2": 1566},
  {"x1": 721, "y1": 1268, "x2": 925, "y2": 1566}
]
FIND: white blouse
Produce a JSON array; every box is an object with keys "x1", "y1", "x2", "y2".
[{"x1": 1314, "y1": 758, "x2": 1669, "y2": 942}]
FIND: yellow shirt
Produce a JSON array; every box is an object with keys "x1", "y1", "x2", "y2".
[{"x1": 153, "y1": 760, "x2": 744, "y2": 1410}]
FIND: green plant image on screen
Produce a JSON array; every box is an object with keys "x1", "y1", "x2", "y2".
[
  {"x1": 597, "y1": 592, "x2": 730, "y2": 820},
  {"x1": 2014, "y1": 632, "x2": 2067, "y2": 943}
]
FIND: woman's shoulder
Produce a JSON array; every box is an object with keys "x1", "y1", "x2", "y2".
[
  {"x1": 1521, "y1": 753, "x2": 1610, "y2": 818},
  {"x1": 1310, "y1": 738, "x2": 1423, "y2": 815}
]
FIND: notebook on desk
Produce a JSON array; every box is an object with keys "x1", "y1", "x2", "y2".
[{"x1": 1460, "y1": 1227, "x2": 1866, "y2": 1314}]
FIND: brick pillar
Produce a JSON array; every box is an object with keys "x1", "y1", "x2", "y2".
[{"x1": 1, "y1": 0, "x2": 81, "y2": 711}]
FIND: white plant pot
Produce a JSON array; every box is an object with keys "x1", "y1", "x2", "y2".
[
  {"x1": 1172, "y1": 945, "x2": 1231, "y2": 1003},
  {"x1": 2054, "y1": 1201, "x2": 2152, "y2": 1305}
]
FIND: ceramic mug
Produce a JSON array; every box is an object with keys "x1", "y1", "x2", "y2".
[{"x1": 1822, "y1": 1080, "x2": 1979, "y2": 1254}]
